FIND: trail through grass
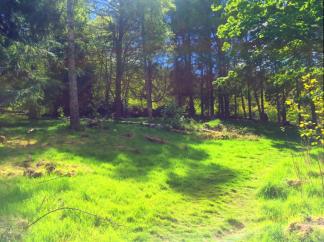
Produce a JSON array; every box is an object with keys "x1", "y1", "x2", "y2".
[{"x1": 0, "y1": 115, "x2": 323, "y2": 241}]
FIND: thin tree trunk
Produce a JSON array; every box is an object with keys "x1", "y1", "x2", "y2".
[
  {"x1": 67, "y1": 0, "x2": 80, "y2": 130},
  {"x1": 306, "y1": 48, "x2": 316, "y2": 125},
  {"x1": 207, "y1": 43, "x2": 214, "y2": 117},
  {"x1": 105, "y1": 51, "x2": 113, "y2": 111},
  {"x1": 260, "y1": 80, "x2": 265, "y2": 115},
  {"x1": 188, "y1": 96, "x2": 195, "y2": 117},
  {"x1": 241, "y1": 92, "x2": 247, "y2": 118},
  {"x1": 254, "y1": 89, "x2": 262, "y2": 120},
  {"x1": 200, "y1": 69, "x2": 204, "y2": 118},
  {"x1": 123, "y1": 76, "x2": 131, "y2": 117},
  {"x1": 310, "y1": 100, "x2": 317, "y2": 125},
  {"x1": 234, "y1": 94, "x2": 238, "y2": 117},
  {"x1": 276, "y1": 96, "x2": 281, "y2": 124},
  {"x1": 114, "y1": 10, "x2": 125, "y2": 119},
  {"x1": 141, "y1": 13, "x2": 153, "y2": 119},
  {"x1": 296, "y1": 79, "x2": 302, "y2": 124},
  {"x1": 224, "y1": 94, "x2": 230, "y2": 118},
  {"x1": 218, "y1": 94, "x2": 224, "y2": 118},
  {"x1": 145, "y1": 60, "x2": 153, "y2": 119},
  {"x1": 281, "y1": 90, "x2": 287, "y2": 124},
  {"x1": 247, "y1": 85, "x2": 252, "y2": 119},
  {"x1": 185, "y1": 33, "x2": 195, "y2": 117}
]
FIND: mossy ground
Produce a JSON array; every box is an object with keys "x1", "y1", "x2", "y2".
[{"x1": 0, "y1": 114, "x2": 323, "y2": 241}]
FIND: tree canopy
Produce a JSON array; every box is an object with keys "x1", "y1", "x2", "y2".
[{"x1": 0, "y1": 0, "x2": 323, "y2": 141}]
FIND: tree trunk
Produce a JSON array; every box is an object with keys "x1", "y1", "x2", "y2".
[
  {"x1": 281, "y1": 90, "x2": 287, "y2": 124},
  {"x1": 276, "y1": 96, "x2": 281, "y2": 124},
  {"x1": 141, "y1": 13, "x2": 153, "y2": 119},
  {"x1": 247, "y1": 86, "x2": 252, "y2": 119},
  {"x1": 310, "y1": 100, "x2": 317, "y2": 125},
  {"x1": 218, "y1": 94, "x2": 224, "y2": 118},
  {"x1": 67, "y1": 0, "x2": 80, "y2": 130},
  {"x1": 259, "y1": 79, "x2": 268, "y2": 122},
  {"x1": 114, "y1": 12, "x2": 125, "y2": 119},
  {"x1": 260, "y1": 80, "x2": 265, "y2": 115},
  {"x1": 185, "y1": 33, "x2": 195, "y2": 117},
  {"x1": 188, "y1": 96, "x2": 195, "y2": 117},
  {"x1": 207, "y1": 44, "x2": 214, "y2": 117},
  {"x1": 200, "y1": 69, "x2": 204, "y2": 118},
  {"x1": 145, "y1": 60, "x2": 153, "y2": 119},
  {"x1": 254, "y1": 89, "x2": 262, "y2": 120},
  {"x1": 234, "y1": 94, "x2": 238, "y2": 117},
  {"x1": 224, "y1": 94, "x2": 230, "y2": 118},
  {"x1": 241, "y1": 93, "x2": 247, "y2": 118},
  {"x1": 209, "y1": 87, "x2": 214, "y2": 117},
  {"x1": 296, "y1": 79, "x2": 302, "y2": 124},
  {"x1": 105, "y1": 51, "x2": 113, "y2": 112}
]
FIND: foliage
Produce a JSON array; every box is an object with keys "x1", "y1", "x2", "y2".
[
  {"x1": 216, "y1": 0, "x2": 323, "y2": 123},
  {"x1": 287, "y1": 68, "x2": 324, "y2": 145}
]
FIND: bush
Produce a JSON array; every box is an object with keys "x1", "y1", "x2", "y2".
[
  {"x1": 15, "y1": 85, "x2": 44, "y2": 119},
  {"x1": 161, "y1": 102, "x2": 185, "y2": 129},
  {"x1": 57, "y1": 106, "x2": 65, "y2": 119}
]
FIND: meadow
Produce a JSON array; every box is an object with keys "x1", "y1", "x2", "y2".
[{"x1": 0, "y1": 114, "x2": 323, "y2": 241}]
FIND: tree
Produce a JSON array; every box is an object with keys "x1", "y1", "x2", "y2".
[
  {"x1": 216, "y1": 0, "x2": 323, "y2": 123},
  {"x1": 137, "y1": 0, "x2": 173, "y2": 118},
  {"x1": 0, "y1": 0, "x2": 63, "y2": 118},
  {"x1": 67, "y1": 0, "x2": 80, "y2": 129}
]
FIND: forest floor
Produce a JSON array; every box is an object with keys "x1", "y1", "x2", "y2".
[{"x1": 0, "y1": 114, "x2": 323, "y2": 242}]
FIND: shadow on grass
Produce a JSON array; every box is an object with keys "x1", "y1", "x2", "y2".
[
  {"x1": 0, "y1": 179, "x2": 32, "y2": 208},
  {"x1": 1, "y1": 119, "x2": 213, "y2": 178},
  {"x1": 0, "y1": 117, "x2": 239, "y2": 199},
  {"x1": 222, "y1": 119, "x2": 300, "y2": 142},
  {"x1": 221, "y1": 119, "x2": 302, "y2": 152},
  {"x1": 5, "y1": 117, "x2": 305, "y2": 199},
  {"x1": 167, "y1": 162, "x2": 237, "y2": 198}
]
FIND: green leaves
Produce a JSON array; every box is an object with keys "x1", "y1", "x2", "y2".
[{"x1": 221, "y1": 42, "x2": 231, "y2": 52}]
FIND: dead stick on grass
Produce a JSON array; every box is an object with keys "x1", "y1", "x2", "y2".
[
  {"x1": 36, "y1": 196, "x2": 48, "y2": 212},
  {"x1": 36, "y1": 176, "x2": 64, "y2": 185},
  {"x1": 144, "y1": 135, "x2": 167, "y2": 144},
  {"x1": 26, "y1": 207, "x2": 122, "y2": 230}
]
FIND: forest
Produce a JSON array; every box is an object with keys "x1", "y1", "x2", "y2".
[{"x1": 0, "y1": 0, "x2": 323, "y2": 241}]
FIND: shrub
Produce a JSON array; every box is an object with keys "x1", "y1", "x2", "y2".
[
  {"x1": 57, "y1": 106, "x2": 65, "y2": 119},
  {"x1": 15, "y1": 85, "x2": 44, "y2": 119},
  {"x1": 161, "y1": 102, "x2": 185, "y2": 129}
]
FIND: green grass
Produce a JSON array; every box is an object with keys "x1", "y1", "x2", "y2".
[{"x1": 0, "y1": 114, "x2": 323, "y2": 241}]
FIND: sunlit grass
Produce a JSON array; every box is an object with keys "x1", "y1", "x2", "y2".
[{"x1": 0, "y1": 114, "x2": 323, "y2": 241}]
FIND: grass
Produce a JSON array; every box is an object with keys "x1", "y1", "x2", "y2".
[{"x1": 0, "y1": 114, "x2": 323, "y2": 241}]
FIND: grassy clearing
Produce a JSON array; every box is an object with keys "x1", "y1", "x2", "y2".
[{"x1": 0, "y1": 114, "x2": 323, "y2": 241}]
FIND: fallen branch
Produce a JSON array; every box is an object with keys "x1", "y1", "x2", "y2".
[
  {"x1": 114, "y1": 145, "x2": 141, "y2": 154},
  {"x1": 36, "y1": 176, "x2": 64, "y2": 185},
  {"x1": 169, "y1": 128, "x2": 191, "y2": 135},
  {"x1": 144, "y1": 135, "x2": 167, "y2": 144},
  {"x1": 201, "y1": 128, "x2": 219, "y2": 134}
]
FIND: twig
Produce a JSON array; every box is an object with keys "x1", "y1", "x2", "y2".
[
  {"x1": 26, "y1": 207, "x2": 122, "y2": 230},
  {"x1": 36, "y1": 176, "x2": 64, "y2": 185},
  {"x1": 36, "y1": 196, "x2": 48, "y2": 212}
]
